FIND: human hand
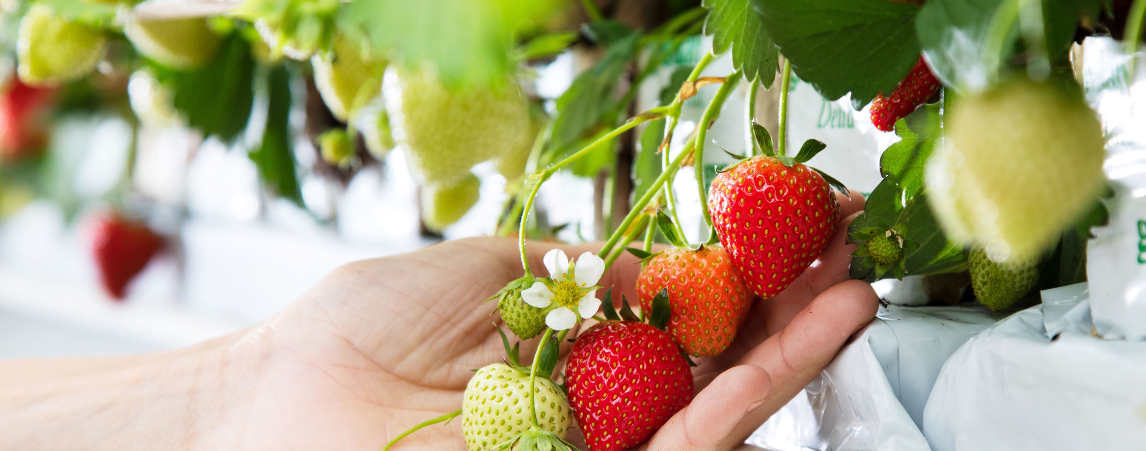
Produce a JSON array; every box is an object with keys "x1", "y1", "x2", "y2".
[{"x1": 219, "y1": 190, "x2": 875, "y2": 451}]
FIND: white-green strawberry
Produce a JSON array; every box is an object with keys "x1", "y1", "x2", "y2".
[
  {"x1": 17, "y1": 4, "x2": 107, "y2": 86},
  {"x1": 462, "y1": 363, "x2": 571, "y2": 450},
  {"x1": 925, "y1": 77, "x2": 1105, "y2": 261},
  {"x1": 421, "y1": 173, "x2": 481, "y2": 233},
  {"x1": 312, "y1": 34, "x2": 384, "y2": 122},
  {"x1": 124, "y1": 16, "x2": 222, "y2": 69},
  {"x1": 356, "y1": 100, "x2": 396, "y2": 160},
  {"x1": 968, "y1": 247, "x2": 1040, "y2": 311},
  {"x1": 489, "y1": 276, "x2": 550, "y2": 340},
  {"x1": 318, "y1": 128, "x2": 353, "y2": 167},
  {"x1": 495, "y1": 109, "x2": 544, "y2": 182},
  {"x1": 386, "y1": 68, "x2": 529, "y2": 185}
]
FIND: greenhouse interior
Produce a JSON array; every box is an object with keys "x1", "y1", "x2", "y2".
[{"x1": 0, "y1": 0, "x2": 1143, "y2": 449}]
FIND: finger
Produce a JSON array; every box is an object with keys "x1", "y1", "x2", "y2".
[
  {"x1": 727, "y1": 279, "x2": 878, "y2": 442},
  {"x1": 837, "y1": 189, "x2": 866, "y2": 219},
  {"x1": 642, "y1": 365, "x2": 772, "y2": 451}
]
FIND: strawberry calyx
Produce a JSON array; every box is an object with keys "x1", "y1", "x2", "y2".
[
  {"x1": 599, "y1": 286, "x2": 671, "y2": 331},
  {"x1": 491, "y1": 427, "x2": 578, "y2": 451}
]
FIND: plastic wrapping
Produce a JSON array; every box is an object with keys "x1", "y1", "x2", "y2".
[
  {"x1": 1084, "y1": 38, "x2": 1146, "y2": 340},
  {"x1": 922, "y1": 283, "x2": 1146, "y2": 450},
  {"x1": 746, "y1": 304, "x2": 1003, "y2": 451}
]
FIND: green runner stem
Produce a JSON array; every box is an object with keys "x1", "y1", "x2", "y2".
[
  {"x1": 693, "y1": 71, "x2": 742, "y2": 234},
  {"x1": 528, "y1": 328, "x2": 555, "y2": 428},
  {"x1": 381, "y1": 409, "x2": 463, "y2": 451},
  {"x1": 746, "y1": 80, "x2": 759, "y2": 156},
  {"x1": 777, "y1": 59, "x2": 792, "y2": 157}
]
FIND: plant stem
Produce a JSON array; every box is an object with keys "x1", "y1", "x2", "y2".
[
  {"x1": 777, "y1": 59, "x2": 792, "y2": 157},
  {"x1": 601, "y1": 141, "x2": 695, "y2": 260},
  {"x1": 518, "y1": 177, "x2": 544, "y2": 276},
  {"x1": 746, "y1": 79, "x2": 759, "y2": 156},
  {"x1": 659, "y1": 53, "x2": 715, "y2": 240},
  {"x1": 603, "y1": 213, "x2": 651, "y2": 268},
  {"x1": 693, "y1": 70, "x2": 742, "y2": 233},
  {"x1": 381, "y1": 409, "x2": 463, "y2": 451},
  {"x1": 528, "y1": 328, "x2": 554, "y2": 428},
  {"x1": 1128, "y1": 0, "x2": 1146, "y2": 80},
  {"x1": 643, "y1": 211, "x2": 657, "y2": 252}
]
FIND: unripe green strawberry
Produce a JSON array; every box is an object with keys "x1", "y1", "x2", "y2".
[
  {"x1": 357, "y1": 101, "x2": 395, "y2": 160},
  {"x1": 867, "y1": 232, "x2": 904, "y2": 267},
  {"x1": 421, "y1": 173, "x2": 480, "y2": 232},
  {"x1": 491, "y1": 277, "x2": 550, "y2": 339},
  {"x1": 925, "y1": 77, "x2": 1105, "y2": 261},
  {"x1": 636, "y1": 244, "x2": 754, "y2": 356},
  {"x1": 312, "y1": 34, "x2": 384, "y2": 122},
  {"x1": 386, "y1": 68, "x2": 529, "y2": 185},
  {"x1": 496, "y1": 109, "x2": 544, "y2": 182},
  {"x1": 318, "y1": 128, "x2": 353, "y2": 167},
  {"x1": 17, "y1": 5, "x2": 107, "y2": 86},
  {"x1": 462, "y1": 363, "x2": 572, "y2": 450},
  {"x1": 968, "y1": 247, "x2": 1040, "y2": 311},
  {"x1": 124, "y1": 16, "x2": 222, "y2": 70}
]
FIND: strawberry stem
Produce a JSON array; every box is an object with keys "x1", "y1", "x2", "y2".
[
  {"x1": 600, "y1": 138, "x2": 695, "y2": 260},
  {"x1": 746, "y1": 80, "x2": 759, "y2": 156},
  {"x1": 777, "y1": 59, "x2": 792, "y2": 158},
  {"x1": 693, "y1": 70, "x2": 741, "y2": 235},
  {"x1": 1127, "y1": 0, "x2": 1146, "y2": 80},
  {"x1": 660, "y1": 52, "x2": 713, "y2": 240},
  {"x1": 381, "y1": 408, "x2": 462, "y2": 451},
  {"x1": 528, "y1": 328, "x2": 555, "y2": 428},
  {"x1": 603, "y1": 213, "x2": 652, "y2": 268}
]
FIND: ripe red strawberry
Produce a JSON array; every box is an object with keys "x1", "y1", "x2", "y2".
[
  {"x1": 636, "y1": 244, "x2": 754, "y2": 356},
  {"x1": 869, "y1": 57, "x2": 941, "y2": 132},
  {"x1": 565, "y1": 320, "x2": 693, "y2": 451},
  {"x1": 708, "y1": 152, "x2": 841, "y2": 298},
  {"x1": 84, "y1": 212, "x2": 162, "y2": 300},
  {"x1": 0, "y1": 78, "x2": 54, "y2": 163}
]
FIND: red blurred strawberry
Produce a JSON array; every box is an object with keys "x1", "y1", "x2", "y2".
[
  {"x1": 708, "y1": 139, "x2": 842, "y2": 298},
  {"x1": 636, "y1": 244, "x2": 754, "y2": 356},
  {"x1": 85, "y1": 211, "x2": 162, "y2": 300},
  {"x1": 869, "y1": 57, "x2": 940, "y2": 132},
  {"x1": 0, "y1": 78, "x2": 54, "y2": 163},
  {"x1": 565, "y1": 318, "x2": 693, "y2": 451}
]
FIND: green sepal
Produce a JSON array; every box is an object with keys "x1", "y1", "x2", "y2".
[
  {"x1": 496, "y1": 326, "x2": 522, "y2": 367},
  {"x1": 536, "y1": 332, "x2": 560, "y2": 379},
  {"x1": 625, "y1": 246, "x2": 654, "y2": 260},
  {"x1": 601, "y1": 287, "x2": 620, "y2": 321},
  {"x1": 811, "y1": 167, "x2": 850, "y2": 198},
  {"x1": 752, "y1": 122, "x2": 774, "y2": 157},
  {"x1": 776, "y1": 155, "x2": 797, "y2": 167},
  {"x1": 793, "y1": 139, "x2": 827, "y2": 163},
  {"x1": 706, "y1": 225, "x2": 722, "y2": 245},
  {"x1": 656, "y1": 210, "x2": 688, "y2": 247},
  {"x1": 619, "y1": 295, "x2": 641, "y2": 323},
  {"x1": 681, "y1": 352, "x2": 699, "y2": 367},
  {"x1": 721, "y1": 148, "x2": 750, "y2": 161},
  {"x1": 648, "y1": 288, "x2": 671, "y2": 331}
]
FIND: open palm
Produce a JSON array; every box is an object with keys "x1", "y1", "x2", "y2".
[{"x1": 230, "y1": 191, "x2": 876, "y2": 451}]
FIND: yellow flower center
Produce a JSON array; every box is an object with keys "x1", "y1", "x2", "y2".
[{"x1": 551, "y1": 278, "x2": 583, "y2": 309}]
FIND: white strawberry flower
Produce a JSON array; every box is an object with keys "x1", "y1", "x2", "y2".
[{"x1": 521, "y1": 249, "x2": 605, "y2": 331}]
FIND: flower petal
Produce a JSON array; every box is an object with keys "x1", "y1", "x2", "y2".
[
  {"x1": 546, "y1": 307, "x2": 577, "y2": 331},
  {"x1": 574, "y1": 252, "x2": 605, "y2": 286},
  {"x1": 577, "y1": 292, "x2": 601, "y2": 319},
  {"x1": 521, "y1": 282, "x2": 554, "y2": 308},
  {"x1": 543, "y1": 249, "x2": 569, "y2": 278}
]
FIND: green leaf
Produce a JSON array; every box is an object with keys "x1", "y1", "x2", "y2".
[
  {"x1": 249, "y1": 65, "x2": 302, "y2": 204},
  {"x1": 703, "y1": 0, "x2": 779, "y2": 87},
  {"x1": 551, "y1": 28, "x2": 640, "y2": 150},
  {"x1": 811, "y1": 167, "x2": 849, "y2": 198},
  {"x1": 496, "y1": 326, "x2": 521, "y2": 367},
  {"x1": 899, "y1": 193, "x2": 967, "y2": 275},
  {"x1": 536, "y1": 331, "x2": 560, "y2": 378},
  {"x1": 634, "y1": 119, "x2": 665, "y2": 200},
  {"x1": 752, "y1": 122, "x2": 774, "y2": 157},
  {"x1": 340, "y1": 0, "x2": 561, "y2": 88},
  {"x1": 619, "y1": 295, "x2": 641, "y2": 323},
  {"x1": 583, "y1": 19, "x2": 635, "y2": 46},
  {"x1": 915, "y1": 0, "x2": 1094, "y2": 91},
  {"x1": 648, "y1": 288, "x2": 671, "y2": 331},
  {"x1": 516, "y1": 31, "x2": 578, "y2": 61},
  {"x1": 793, "y1": 139, "x2": 826, "y2": 163},
  {"x1": 657, "y1": 209, "x2": 688, "y2": 247},
  {"x1": 752, "y1": 0, "x2": 922, "y2": 107},
  {"x1": 880, "y1": 103, "x2": 940, "y2": 199},
  {"x1": 162, "y1": 35, "x2": 255, "y2": 143}
]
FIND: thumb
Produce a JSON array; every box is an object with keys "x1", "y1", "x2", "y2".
[{"x1": 642, "y1": 365, "x2": 772, "y2": 451}]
